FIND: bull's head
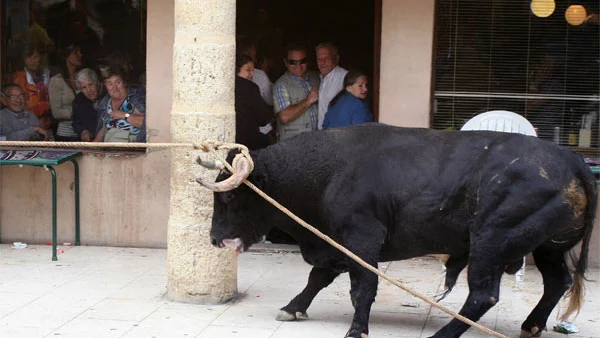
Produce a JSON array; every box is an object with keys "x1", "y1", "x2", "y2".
[{"x1": 197, "y1": 151, "x2": 270, "y2": 254}]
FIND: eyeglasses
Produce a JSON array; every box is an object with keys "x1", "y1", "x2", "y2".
[
  {"x1": 7, "y1": 94, "x2": 25, "y2": 100},
  {"x1": 287, "y1": 58, "x2": 308, "y2": 66}
]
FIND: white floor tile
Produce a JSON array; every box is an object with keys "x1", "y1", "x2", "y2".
[{"x1": 0, "y1": 244, "x2": 597, "y2": 338}]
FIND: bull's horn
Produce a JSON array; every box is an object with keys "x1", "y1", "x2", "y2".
[
  {"x1": 196, "y1": 156, "x2": 251, "y2": 191},
  {"x1": 196, "y1": 156, "x2": 225, "y2": 170}
]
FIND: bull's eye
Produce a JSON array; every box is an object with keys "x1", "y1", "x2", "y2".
[{"x1": 221, "y1": 192, "x2": 235, "y2": 203}]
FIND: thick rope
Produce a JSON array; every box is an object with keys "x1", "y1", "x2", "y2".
[
  {"x1": 201, "y1": 142, "x2": 508, "y2": 338},
  {"x1": 0, "y1": 139, "x2": 506, "y2": 337},
  {"x1": 0, "y1": 140, "x2": 196, "y2": 150}
]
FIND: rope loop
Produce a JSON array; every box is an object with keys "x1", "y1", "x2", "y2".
[{"x1": 199, "y1": 140, "x2": 254, "y2": 175}]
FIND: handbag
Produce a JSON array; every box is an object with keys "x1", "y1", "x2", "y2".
[{"x1": 104, "y1": 127, "x2": 137, "y2": 142}]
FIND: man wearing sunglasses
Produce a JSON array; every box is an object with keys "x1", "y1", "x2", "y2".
[{"x1": 273, "y1": 43, "x2": 320, "y2": 141}]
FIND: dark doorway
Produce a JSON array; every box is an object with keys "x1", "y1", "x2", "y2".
[{"x1": 236, "y1": 0, "x2": 379, "y2": 115}]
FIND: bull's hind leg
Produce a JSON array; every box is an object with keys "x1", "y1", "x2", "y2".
[
  {"x1": 277, "y1": 267, "x2": 341, "y2": 321},
  {"x1": 520, "y1": 249, "x2": 572, "y2": 338},
  {"x1": 430, "y1": 261, "x2": 504, "y2": 338}
]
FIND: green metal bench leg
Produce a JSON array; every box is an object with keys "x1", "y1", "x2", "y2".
[
  {"x1": 70, "y1": 159, "x2": 80, "y2": 246},
  {"x1": 47, "y1": 166, "x2": 58, "y2": 261}
]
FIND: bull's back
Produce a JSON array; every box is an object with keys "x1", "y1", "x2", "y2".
[
  {"x1": 258, "y1": 124, "x2": 594, "y2": 253},
  {"x1": 276, "y1": 125, "x2": 591, "y2": 254}
]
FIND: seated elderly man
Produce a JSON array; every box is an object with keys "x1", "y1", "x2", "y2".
[{"x1": 0, "y1": 83, "x2": 49, "y2": 141}]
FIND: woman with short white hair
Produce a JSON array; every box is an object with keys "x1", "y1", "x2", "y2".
[{"x1": 72, "y1": 68, "x2": 104, "y2": 141}]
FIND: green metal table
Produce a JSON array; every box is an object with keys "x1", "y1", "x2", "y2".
[
  {"x1": 589, "y1": 166, "x2": 600, "y2": 186},
  {"x1": 0, "y1": 150, "x2": 82, "y2": 261}
]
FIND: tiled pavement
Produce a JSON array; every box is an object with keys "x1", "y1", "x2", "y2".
[{"x1": 0, "y1": 243, "x2": 598, "y2": 338}]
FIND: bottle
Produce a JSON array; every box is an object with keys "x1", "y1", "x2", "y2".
[
  {"x1": 515, "y1": 257, "x2": 526, "y2": 282},
  {"x1": 553, "y1": 126, "x2": 560, "y2": 144},
  {"x1": 515, "y1": 267, "x2": 525, "y2": 282}
]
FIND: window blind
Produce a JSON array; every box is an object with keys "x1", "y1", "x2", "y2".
[{"x1": 432, "y1": 0, "x2": 600, "y2": 150}]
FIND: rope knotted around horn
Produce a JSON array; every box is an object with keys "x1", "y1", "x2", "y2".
[{"x1": 196, "y1": 141, "x2": 254, "y2": 192}]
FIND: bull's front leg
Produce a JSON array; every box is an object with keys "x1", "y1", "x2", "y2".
[
  {"x1": 277, "y1": 266, "x2": 341, "y2": 321},
  {"x1": 346, "y1": 260, "x2": 378, "y2": 338},
  {"x1": 344, "y1": 217, "x2": 386, "y2": 338},
  {"x1": 430, "y1": 260, "x2": 504, "y2": 338}
]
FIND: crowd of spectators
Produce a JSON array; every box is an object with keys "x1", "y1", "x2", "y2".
[
  {"x1": 0, "y1": 1, "x2": 145, "y2": 143},
  {"x1": 234, "y1": 39, "x2": 374, "y2": 151}
]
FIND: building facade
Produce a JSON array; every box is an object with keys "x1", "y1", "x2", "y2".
[{"x1": 1, "y1": 0, "x2": 599, "y2": 268}]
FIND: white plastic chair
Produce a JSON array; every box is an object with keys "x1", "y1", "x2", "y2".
[
  {"x1": 461, "y1": 110, "x2": 536, "y2": 281},
  {"x1": 461, "y1": 110, "x2": 538, "y2": 137}
]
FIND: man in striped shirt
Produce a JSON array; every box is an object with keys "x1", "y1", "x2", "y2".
[
  {"x1": 0, "y1": 84, "x2": 49, "y2": 141},
  {"x1": 273, "y1": 43, "x2": 320, "y2": 141}
]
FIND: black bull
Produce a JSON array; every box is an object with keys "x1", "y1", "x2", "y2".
[{"x1": 197, "y1": 123, "x2": 597, "y2": 338}]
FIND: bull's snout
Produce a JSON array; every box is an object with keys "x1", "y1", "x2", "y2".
[
  {"x1": 210, "y1": 236, "x2": 243, "y2": 252},
  {"x1": 210, "y1": 237, "x2": 226, "y2": 248}
]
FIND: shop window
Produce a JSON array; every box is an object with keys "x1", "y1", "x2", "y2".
[
  {"x1": 1, "y1": 0, "x2": 147, "y2": 145},
  {"x1": 431, "y1": 0, "x2": 599, "y2": 151}
]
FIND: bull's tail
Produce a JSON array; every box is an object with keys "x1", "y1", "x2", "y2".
[{"x1": 560, "y1": 164, "x2": 597, "y2": 321}]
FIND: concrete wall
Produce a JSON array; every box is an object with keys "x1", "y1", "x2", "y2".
[
  {"x1": 379, "y1": 0, "x2": 435, "y2": 128},
  {"x1": 0, "y1": 0, "x2": 174, "y2": 247}
]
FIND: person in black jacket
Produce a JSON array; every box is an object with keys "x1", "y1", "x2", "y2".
[
  {"x1": 72, "y1": 68, "x2": 103, "y2": 141},
  {"x1": 235, "y1": 54, "x2": 274, "y2": 150}
]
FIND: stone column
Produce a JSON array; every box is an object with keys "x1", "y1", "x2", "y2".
[{"x1": 167, "y1": 0, "x2": 237, "y2": 304}]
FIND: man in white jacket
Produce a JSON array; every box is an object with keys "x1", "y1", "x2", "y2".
[{"x1": 315, "y1": 42, "x2": 348, "y2": 130}]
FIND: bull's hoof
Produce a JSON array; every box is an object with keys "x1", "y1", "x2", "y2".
[
  {"x1": 345, "y1": 329, "x2": 368, "y2": 338},
  {"x1": 276, "y1": 310, "x2": 295, "y2": 321},
  {"x1": 275, "y1": 310, "x2": 308, "y2": 321},
  {"x1": 520, "y1": 325, "x2": 543, "y2": 338}
]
